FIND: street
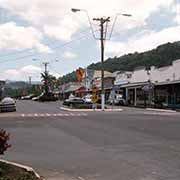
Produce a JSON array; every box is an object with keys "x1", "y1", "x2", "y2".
[{"x1": 1, "y1": 100, "x2": 180, "y2": 180}]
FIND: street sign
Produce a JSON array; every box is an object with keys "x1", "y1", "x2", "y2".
[
  {"x1": 91, "y1": 94, "x2": 99, "y2": 103},
  {"x1": 76, "y1": 68, "x2": 84, "y2": 82},
  {"x1": 91, "y1": 85, "x2": 98, "y2": 92},
  {"x1": 142, "y1": 83, "x2": 154, "y2": 92}
]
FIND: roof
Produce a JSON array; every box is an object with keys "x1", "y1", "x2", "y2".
[
  {"x1": 93, "y1": 70, "x2": 113, "y2": 78},
  {"x1": 120, "y1": 81, "x2": 149, "y2": 88},
  {"x1": 65, "y1": 85, "x2": 81, "y2": 92},
  {"x1": 155, "y1": 80, "x2": 180, "y2": 86}
]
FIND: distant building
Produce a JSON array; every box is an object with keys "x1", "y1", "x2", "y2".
[{"x1": 0, "y1": 80, "x2": 5, "y2": 100}]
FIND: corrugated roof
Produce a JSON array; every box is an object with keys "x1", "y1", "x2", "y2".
[
  {"x1": 155, "y1": 80, "x2": 180, "y2": 86},
  {"x1": 120, "y1": 82, "x2": 149, "y2": 88}
]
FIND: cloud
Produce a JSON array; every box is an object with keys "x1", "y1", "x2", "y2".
[
  {"x1": 0, "y1": 22, "x2": 51, "y2": 52},
  {"x1": 173, "y1": 3, "x2": 180, "y2": 24},
  {"x1": 0, "y1": 0, "x2": 175, "y2": 41},
  {"x1": 0, "y1": 65, "x2": 42, "y2": 81},
  {"x1": 106, "y1": 25, "x2": 180, "y2": 56},
  {"x1": 62, "y1": 51, "x2": 78, "y2": 59}
]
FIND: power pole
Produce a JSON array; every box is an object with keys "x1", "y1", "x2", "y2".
[
  {"x1": 42, "y1": 62, "x2": 49, "y2": 74},
  {"x1": 93, "y1": 17, "x2": 110, "y2": 110},
  {"x1": 29, "y1": 76, "x2": 32, "y2": 85}
]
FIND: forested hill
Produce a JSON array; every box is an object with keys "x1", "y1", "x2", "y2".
[{"x1": 59, "y1": 41, "x2": 180, "y2": 84}]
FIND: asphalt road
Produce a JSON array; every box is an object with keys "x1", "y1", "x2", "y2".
[{"x1": 1, "y1": 100, "x2": 180, "y2": 180}]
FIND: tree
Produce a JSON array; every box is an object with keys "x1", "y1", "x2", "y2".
[{"x1": 41, "y1": 72, "x2": 57, "y2": 94}]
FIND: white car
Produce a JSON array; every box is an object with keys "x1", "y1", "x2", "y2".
[
  {"x1": 0, "y1": 97, "x2": 16, "y2": 112},
  {"x1": 82, "y1": 94, "x2": 92, "y2": 103}
]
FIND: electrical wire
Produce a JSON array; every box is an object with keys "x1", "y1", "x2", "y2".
[{"x1": 0, "y1": 30, "x2": 98, "y2": 64}]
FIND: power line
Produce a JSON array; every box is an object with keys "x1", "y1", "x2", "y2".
[
  {"x1": 0, "y1": 27, "x2": 93, "y2": 59},
  {"x1": 0, "y1": 30, "x2": 98, "y2": 64}
]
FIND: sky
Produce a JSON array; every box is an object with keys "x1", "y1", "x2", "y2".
[{"x1": 0, "y1": 0, "x2": 179, "y2": 81}]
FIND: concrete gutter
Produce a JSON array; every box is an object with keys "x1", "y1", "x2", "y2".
[
  {"x1": 0, "y1": 159, "x2": 44, "y2": 179},
  {"x1": 146, "y1": 108, "x2": 177, "y2": 113},
  {"x1": 60, "y1": 107, "x2": 123, "y2": 112}
]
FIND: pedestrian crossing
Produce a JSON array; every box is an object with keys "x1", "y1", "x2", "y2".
[
  {"x1": 20, "y1": 113, "x2": 88, "y2": 117},
  {"x1": 0, "y1": 112, "x2": 88, "y2": 118}
]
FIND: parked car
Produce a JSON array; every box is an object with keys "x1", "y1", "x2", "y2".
[
  {"x1": 38, "y1": 92, "x2": 58, "y2": 102},
  {"x1": 108, "y1": 94, "x2": 126, "y2": 105},
  {"x1": 21, "y1": 94, "x2": 35, "y2": 100},
  {"x1": 32, "y1": 96, "x2": 40, "y2": 101},
  {"x1": 63, "y1": 97, "x2": 92, "y2": 107},
  {"x1": 82, "y1": 94, "x2": 92, "y2": 103},
  {"x1": 0, "y1": 97, "x2": 16, "y2": 112}
]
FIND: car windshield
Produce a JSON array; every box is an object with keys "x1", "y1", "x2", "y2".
[{"x1": 0, "y1": 2, "x2": 179, "y2": 180}]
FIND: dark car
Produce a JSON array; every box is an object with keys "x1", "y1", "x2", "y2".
[
  {"x1": 38, "y1": 92, "x2": 58, "y2": 102},
  {"x1": 63, "y1": 97, "x2": 92, "y2": 107}
]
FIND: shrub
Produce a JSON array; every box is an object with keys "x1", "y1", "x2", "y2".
[{"x1": 0, "y1": 129, "x2": 11, "y2": 155}]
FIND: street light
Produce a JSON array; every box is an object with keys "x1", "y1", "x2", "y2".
[
  {"x1": 109, "y1": 13, "x2": 132, "y2": 40},
  {"x1": 71, "y1": 8, "x2": 97, "y2": 39},
  {"x1": 71, "y1": 8, "x2": 81, "y2": 13}
]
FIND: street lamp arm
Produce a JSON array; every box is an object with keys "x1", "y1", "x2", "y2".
[
  {"x1": 108, "y1": 13, "x2": 132, "y2": 40},
  {"x1": 71, "y1": 8, "x2": 98, "y2": 40}
]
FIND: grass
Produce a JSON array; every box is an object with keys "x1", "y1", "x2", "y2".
[{"x1": 0, "y1": 162, "x2": 41, "y2": 180}]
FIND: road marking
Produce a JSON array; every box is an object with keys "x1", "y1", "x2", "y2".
[
  {"x1": 0, "y1": 112, "x2": 88, "y2": 118},
  {"x1": 78, "y1": 177, "x2": 85, "y2": 180},
  {"x1": 21, "y1": 114, "x2": 25, "y2": 117},
  {"x1": 57, "y1": 113, "x2": 63, "y2": 116},
  {"x1": 143, "y1": 112, "x2": 179, "y2": 116}
]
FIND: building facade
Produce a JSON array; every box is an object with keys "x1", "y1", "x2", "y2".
[{"x1": 114, "y1": 59, "x2": 180, "y2": 108}]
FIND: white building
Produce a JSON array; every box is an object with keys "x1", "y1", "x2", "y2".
[{"x1": 114, "y1": 59, "x2": 180, "y2": 107}]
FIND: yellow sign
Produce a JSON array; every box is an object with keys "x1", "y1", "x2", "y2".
[
  {"x1": 91, "y1": 86, "x2": 98, "y2": 93},
  {"x1": 76, "y1": 68, "x2": 84, "y2": 82},
  {"x1": 91, "y1": 94, "x2": 99, "y2": 103}
]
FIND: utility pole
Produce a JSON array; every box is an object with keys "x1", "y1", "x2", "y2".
[
  {"x1": 29, "y1": 76, "x2": 32, "y2": 85},
  {"x1": 42, "y1": 62, "x2": 49, "y2": 74},
  {"x1": 93, "y1": 17, "x2": 110, "y2": 110},
  {"x1": 72, "y1": 8, "x2": 131, "y2": 110}
]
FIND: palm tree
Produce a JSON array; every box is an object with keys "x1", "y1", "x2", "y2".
[
  {"x1": 41, "y1": 72, "x2": 57, "y2": 94},
  {"x1": 41, "y1": 72, "x2": 51, "y2": 95}
]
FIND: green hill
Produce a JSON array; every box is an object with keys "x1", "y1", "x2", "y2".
[{"x1": 59, "y1": 41, "x2": 180, "y2": 84}]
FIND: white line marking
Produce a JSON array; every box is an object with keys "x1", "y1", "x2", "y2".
[
  {"x1": 57, "y1": 113, "x2": 63, "y2": 116},
  {"x1": 21, "y1": 114, "x2": 25, "y2": 117},
  {"x1": 34, "y1": 113, "x2": 38, "y2": 117},
  {"x1": 78, "y1": 176, "x2": 85, "y2": 180},
  {"x1": 46, "y1": 113, "x2": 50, "y2": 116}
]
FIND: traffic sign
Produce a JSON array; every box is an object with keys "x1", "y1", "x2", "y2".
[
  {"x1": 91, "y1": 94, "x2": 99, "y2": 103},
  {"x1": 91, "y1": 86, "x2": 98, "y2": 92},
  {"x1": 76, "y1": 68, "x2": 84, "y2": 82}
]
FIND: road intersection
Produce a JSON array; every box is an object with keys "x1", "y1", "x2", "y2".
[{"x1": 0, "y1": 100, "x2": 180, "y2": 180}]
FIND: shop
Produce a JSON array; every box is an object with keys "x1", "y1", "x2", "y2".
[{"x1": 154, "y1": 80, "x2": 180, "y2": 109}]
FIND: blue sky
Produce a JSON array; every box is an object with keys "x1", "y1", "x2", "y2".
[{"x1": 0, "y1": 0, "x2": 179, "y2": 81}]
